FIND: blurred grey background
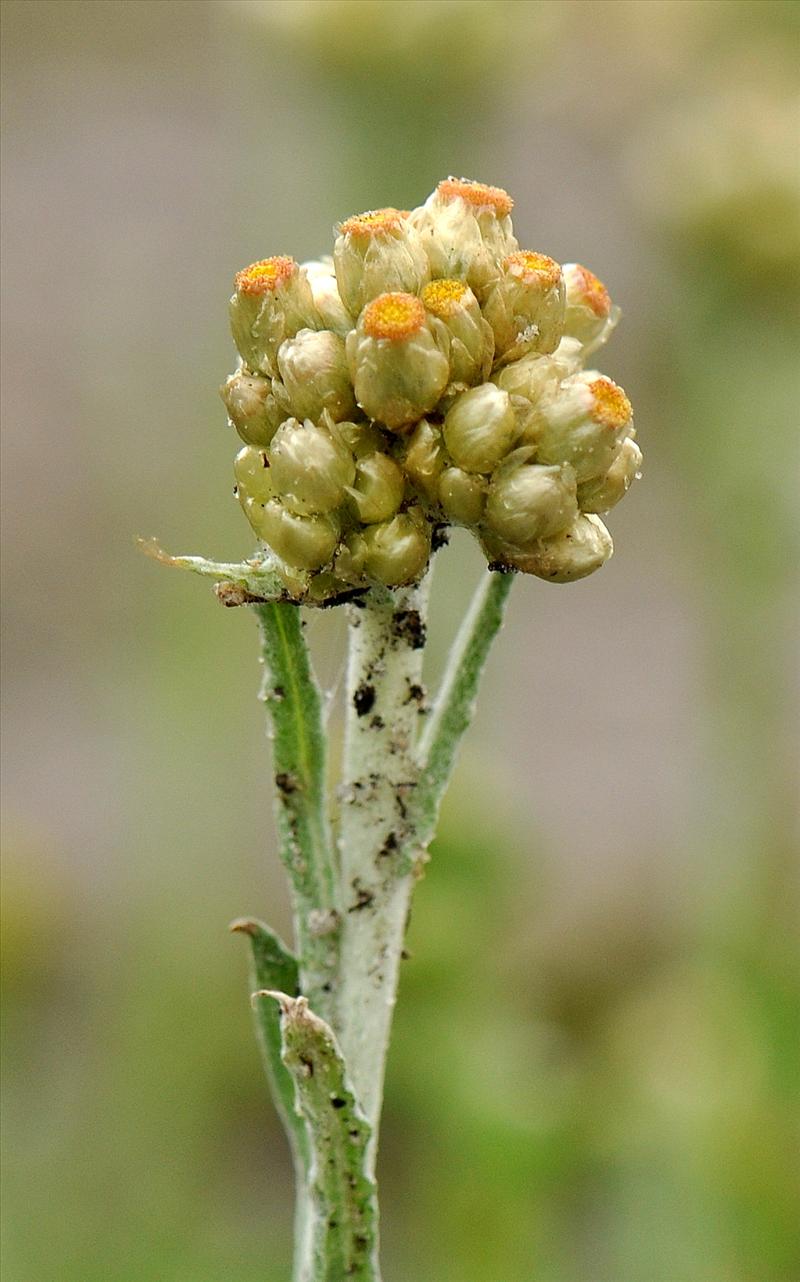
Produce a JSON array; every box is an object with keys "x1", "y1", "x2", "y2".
[{"x1": 2, "y1": 3, "x2": 798, "y2": 1280}]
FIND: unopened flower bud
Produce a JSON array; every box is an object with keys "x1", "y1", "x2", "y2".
[
  {"x1": 234, "y1": 445, "x2": 276, "y2": 505},
  {"x1": 421, "y1": 278, "x2": 494, "y2": 390},
  {"x1": 402, "y1": 418, "x2": 446, "y2": 502},
  {"x1": 491, "y1": 344, "x2": 580, "y2": 447},
  {"x1": 229, "y1": 257, "x2": 316, "y2": 375},
  {"x1": 482, "y1": 252, "x2": 566, "y2": 364},
  {"x1": 493, "y1": 340, "x2": 582, "y2": 402},
  {"x1": 333, "y1": 417, "x2": 387, "y2": 459},
  {"x1": 253, "y1": 500, "x2": 340, "y2": 571},
  {"x1": 268, "y1": 417, "x2": 355, "y2": 514},
  {"x1": 502, "y1": 513, "x2": 613, "y2": 582},
  {"x1": 443, "y1": 383, "x2": 517, "y2": 473},
  {"x1": 334, "y1": 208, "x2": 430, "y2": 317},
  {"x1": 334, "y1": 530, "x2": 367, "y2": 584},
  {"x1": 302, "y1": 258, "x2": 352, "y2": 334},
  {"x1": 534, "y1": 373, "x2": 633, "y2": 482},
  {"x1": 221, "y1": 369, "x2": 285, "y2": 447},
  {"x1": 562, "y1": 263, "x2": 619, "y2": 354},
  {"x1": 346, "y1": 293, "x2": 449, "y2": 430},
  {"x1": 409, "y1": 177, "x2": 518, "y2": 296},
  {"x1": 239, "y1": 494, "x2": 268, "y2": 538},
  {"x1": 347, "y1": 452, "x2": 406, "y2": 524},
  {"x1": 485, "y1": 458, "x2": 577, "y2": 548},
  {"x1": 438, "y1": 467, "x2": 487, "y2": 526},
  {"x1": 361, "y1": 509, "x2": 431, "y2": 586},
  {"x1": 275, "y1": 328, "x2": 356, "y2": 422},
  {"x1": 577, "y1": 435, "x2": 642, "y2": 513}
]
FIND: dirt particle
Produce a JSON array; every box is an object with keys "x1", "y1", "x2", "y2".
[
  {"x1": 404, "y1": 682, "x2": 425, "y2": 705},
  {"x1": 318, "y1": 586, "x2": 368, "y2": 609},
  {"x1": 353, "y1": 683, "x2": 376, "y2": 716},
  {"x1": 393, "y1": 609, "x2": 426, "y2": 650},
  {"x1": 215, "y1": 581, "x2": 273, "y2": 607},
  {"x1": 347, "y1": 881, "x2": 375, "y2": 913},
  {"x1": 379, "y1": 832, "x2": 399, "y2": 858},
  {"x1": 431, "y1": 524, "x2": 450, "y2": 552}
]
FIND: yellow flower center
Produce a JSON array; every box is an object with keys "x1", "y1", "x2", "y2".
[
  {"x1": 235, "y1": 257, "x2": 297, "y2": 295},
  {"x1": 339, "y1": 208, "x2": 405, "y2": 238},
  {"x1": 571, "y1": 264, "x2": 611, "y2": 317},
  {"x1": 589, "y1": 377, "x2": 631, "y2": 429},
  {"x1": 504, "y1": 251, "x2": 561, "y2": 288},
  {"x1": 437, "y1": 178, "x2": 513, "y2": 217},
  {"x1": 421, "y1": 278, "x2": 470, "y2": 318},
  {"x1": 363, "y1": 293, "x2": 426, "y2": 341}
]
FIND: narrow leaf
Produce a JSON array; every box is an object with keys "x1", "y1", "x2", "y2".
[
  {"x1": 254, "y1": 603, "x2": 340, "y2": 1018},
  {"x1": 405, "y1": 570, "x2": 515, "y2": 864},
  {"x1": 255, "y1": 992, "x2": 380, "y2": 1282},
  {"x1": 230, "y1": 918, "x2": 309, "y2": 1170},
  {"x1": 138, "y1": 537, "x2": 285, "y2": 601}
]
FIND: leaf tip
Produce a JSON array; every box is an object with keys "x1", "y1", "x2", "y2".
[
  {"x1": 229, "y1": 916, "x2": 260, "y2": 937},
  {"x1": 137, "y1": 535, "x2": 175, "y2": 565},
  {"x1": 251, "y1": 987, "x2": 295, "y2": 1014}
]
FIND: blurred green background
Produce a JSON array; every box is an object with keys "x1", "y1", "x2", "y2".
[{"x1": 2, "y1": 2, "x2": 798, "y2": 1279}]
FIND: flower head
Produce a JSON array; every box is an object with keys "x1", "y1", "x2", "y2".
[{"x1": 225, "y1": 177, "x2": 639, "y2": 601}]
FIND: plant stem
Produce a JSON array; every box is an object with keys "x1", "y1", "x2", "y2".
[{"x1": 335, "y1": 579, "x2": 430, "y2": 1153}]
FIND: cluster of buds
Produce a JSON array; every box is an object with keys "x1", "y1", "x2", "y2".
[{"x1": 222, "y1": 179, "x2": 640, "y2": 601}]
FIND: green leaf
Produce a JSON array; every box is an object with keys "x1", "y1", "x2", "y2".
[
  {"x1": 138, "y1": 537, "x2": 285, "y2": 602},
  {"x1": 255, "y1": 991, "x2": 380, "y2": 1282},
  {"x1": 405, "y1": 570, "x2": 514, "y2": 865},
  {"x1": 230, "y1": 918, "x2": 309, "y2": 1171},
  {"x1": 254, "y1": 603, "x2": 340, "y2": 1017}
]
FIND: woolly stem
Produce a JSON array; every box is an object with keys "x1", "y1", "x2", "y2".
[{"x1": 335, "y1": 580, "x2": 430, "y2": 1155}]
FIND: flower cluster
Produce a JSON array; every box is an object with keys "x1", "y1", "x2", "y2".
[{"x1": 222, "y1": 178, "x2": 640, "y2": 601}]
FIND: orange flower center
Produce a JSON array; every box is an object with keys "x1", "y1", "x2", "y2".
[
  {"x1": 437, "y1": 177, "x2": 513, "y2": 217},
  {"x1": 339, "y1": 208, "x2": 405, "y2": 238},
  {"x1": 235, "y1": 257, "x2": 297, "y2": 295},
  {"x1": 504, "y1": 251, "x2": 561, "y2": 288},
  {"x1": 363, "y1": 293, "x2": 426, "y2": 341},
  {"x1": 589, "y1": 378, "x2": 631, "y2": 429},
  {"x1": 421, "y1": 278, "x2": 470, "y2": 317},
  {"x1": 570, "y1": 264, "x2": 611, "y2": 317}
]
